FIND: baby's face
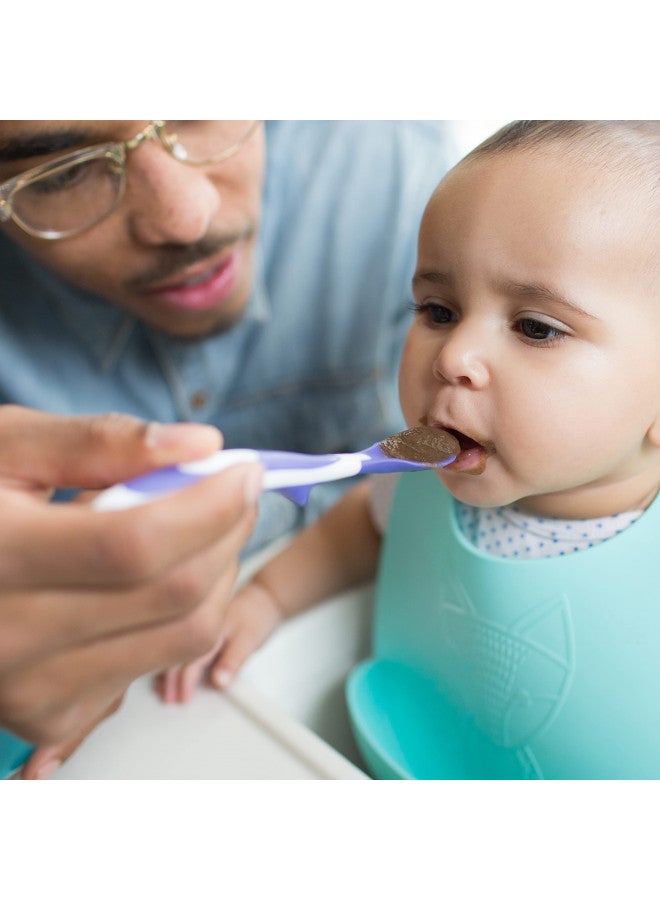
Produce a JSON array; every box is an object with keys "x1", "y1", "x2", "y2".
[{"x1": 400, "y1": 147, "x2": 660, "y2": 518}]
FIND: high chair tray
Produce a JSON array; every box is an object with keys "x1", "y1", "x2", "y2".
[{"x1": 49, "y1": 675, "x2": 367, "y2": 779}]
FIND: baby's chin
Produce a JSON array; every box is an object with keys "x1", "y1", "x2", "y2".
[{"x1": 432, "y1": 465, "x2": 526, "y2": 510}]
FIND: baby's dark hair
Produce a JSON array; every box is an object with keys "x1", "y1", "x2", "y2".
[{"x1": 465, "y1": 120, "x2": 659, "y2": 194}]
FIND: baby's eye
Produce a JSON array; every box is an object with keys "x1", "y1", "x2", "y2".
[
  {"x1": 411, "y1": 301, "x2": 457, "y2": 326},
  {"x1": 515, "y1": 317, "x2": 566, "y2": 343}
]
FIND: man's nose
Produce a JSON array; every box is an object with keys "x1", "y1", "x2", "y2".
[{"x1": 124, "y1": 143, "x2": 220, "y2": 246}]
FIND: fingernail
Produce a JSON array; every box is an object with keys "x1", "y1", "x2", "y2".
[
  {"x1": 212, "y1": 669, "x2": 233, "y2": 690},
  {"x1": 35, "y1": 758, "x2": 62, "y2": 780},
  {"x1": 146, "y1": 422, "x2": 220, "y2": 453}
]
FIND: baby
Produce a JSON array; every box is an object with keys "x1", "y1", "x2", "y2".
[{"x1": 160, "y1": 121, "x2": 660, "y2": 777}]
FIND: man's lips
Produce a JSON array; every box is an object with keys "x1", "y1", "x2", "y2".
[{"x1": 141, "y1": 251, "x2": 240, "y2": 312}]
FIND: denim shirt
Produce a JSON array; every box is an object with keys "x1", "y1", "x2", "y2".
[{"x1": 0, "y1": 120, "x2": 456, "y2": 553}]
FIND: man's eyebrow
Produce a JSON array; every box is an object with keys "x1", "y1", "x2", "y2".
[
  {"x1": 501, "y1": 280, "x2": 598, "y2": 320},
  {"x1": 0, "y1": 128, "x2": 95, "y2": 163}
]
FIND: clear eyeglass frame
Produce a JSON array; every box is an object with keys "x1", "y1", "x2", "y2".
[{"x1": 0, "y1": 120, "x2": 261, "y2": 241}]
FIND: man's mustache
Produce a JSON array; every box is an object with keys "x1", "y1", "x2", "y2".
[{"x1": 124, "y1": 227, "x2": 254, "y2": 291}]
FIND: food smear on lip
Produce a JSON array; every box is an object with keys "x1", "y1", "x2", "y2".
[
  {"x1": 146, "y1": 250, "x2": 240, "y2": 312},
  {"x1": 380, "y1": 425, "x2": 460, "y2": 464}
]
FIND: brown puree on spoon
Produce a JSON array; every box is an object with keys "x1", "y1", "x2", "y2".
[
  {"x1": 410, "y1": 416, "x2": 495, "y2": 475},
  {"x1": 380, "y1": 425, "x2": 460, "y2": 464}
]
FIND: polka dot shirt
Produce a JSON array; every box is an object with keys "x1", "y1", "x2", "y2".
[{"x1": 455, "y1": 502, "x2": 643, "y2": 559}]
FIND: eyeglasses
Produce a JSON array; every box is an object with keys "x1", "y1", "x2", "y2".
[{"x1": 0, "y1": 120, "x2": 260, "y2": 241}]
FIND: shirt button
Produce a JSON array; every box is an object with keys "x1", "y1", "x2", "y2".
[{"x1": 190, "y1": 390, "x2": 207, "y2": 410}]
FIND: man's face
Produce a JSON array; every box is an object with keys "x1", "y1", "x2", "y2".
[{"x1": 0, "y1": 121, "x2": 266, "y2": 338}]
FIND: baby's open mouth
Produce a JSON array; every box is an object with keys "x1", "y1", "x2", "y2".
[{"x1": 439, "y1": 428, "x2": 495, "y2": 475}]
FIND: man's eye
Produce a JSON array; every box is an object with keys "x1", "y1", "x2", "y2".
[
  {"x1": 412, "y1": 301, "x2": 456, "y2": 325},
  {"x1": 27, "y1": 162, "x2": 91, "y2": 195},
  {"x1": 516, "y1": 317, "x2": 565, "y2": 342}
]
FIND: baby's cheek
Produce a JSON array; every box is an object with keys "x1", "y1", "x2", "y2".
[
  {"x1": 397, "y1": 373, "x2": 421, "y2": 426},
  {"x1": 400, "y1": 361, "x2": 437, "y2": 424}
]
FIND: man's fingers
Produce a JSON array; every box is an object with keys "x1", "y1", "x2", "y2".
[
  {"x1": 6, "y1": 571, "x2": 242, "y2": 747},
  {"x1": 0, "y1": 506, "x2": 257, "y2": 670},
  {"x1": 0, "y1": 406, "x2": 265, "y2": 757},
  {"x1": 1, "y1": 462, "x2": 263, "y2": 590},
  {"x1": 20, "y1": 695, "x2": 125, "y2": 780},
  {"x1": 0, "y1": 405, "x2": 221, "y2": 490},
  {"x1": 1, "y1": 550, "x2": 243, "y2": 746},
  {"x1": 0, "y1": 483, "x2": 258, "y2": 749}
]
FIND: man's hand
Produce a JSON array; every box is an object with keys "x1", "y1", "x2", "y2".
[{"x1": 0, "y1": 406, "x2": 263, "y2": 778}]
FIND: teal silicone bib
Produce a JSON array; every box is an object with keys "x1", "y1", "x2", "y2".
[{"x1": 347, "y1": 471, "x2": 660, "y2": 779}]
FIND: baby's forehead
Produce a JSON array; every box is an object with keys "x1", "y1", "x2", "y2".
[
  {"x1": 418, "y1": 146, "x2": 658, "y2": 294},
  {"x1": 428, "y1": 142, "x2": 658, "y2": 226},
  {"x1": 452, "y1": 127, "x2": 658, "y2": 202}
]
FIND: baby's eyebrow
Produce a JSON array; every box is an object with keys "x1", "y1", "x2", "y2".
[
  {"x1": 412, "y1": 270, "x2": 453, "y2": 290},
  {"x1": 412, "y1": 270, "x2": 599, "y2": 321},
  {"x1": 501, "y1": 280, "x2": 598, "y2": 320}
]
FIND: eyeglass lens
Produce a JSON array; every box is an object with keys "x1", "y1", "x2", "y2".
[
  {"x1": 160, "y1": 121, "x2": 256, "y2": 163},
  {"x1": 13, "y1": 156, "x2": 124, "y2": 237},
  {"x1": 11, "y1": 121, "x2": 256, "y2": 238}
]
